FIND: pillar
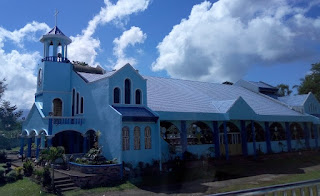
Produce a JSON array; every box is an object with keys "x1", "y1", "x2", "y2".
[
  {"x1": 65, "y1": 45, "x2": 68, "y2": 59},
  {"x1": 48, "y1": 118, "x2": 53, "y2": 135},
  {"x1": 83, "y1": 135, "x2": 88, "y2": 153},
  {"x1": 27, "y1": 137, "x2": 32, "y2": 158},
  {"x1": 35, "y1": 137, "x2": 41, "y2": 159},
  {"x1": 314, "y1": 124, "x2": 319, "y2": 149},
  {"x1": 265, "y1": 122, "x2": 272, "y2": 154},
  {"x1": 240, "y1": 120, "x2": 248, "y2": 156},
  {"x1": 213, "y1": 121, "x2": 220, "y2": 158},
  {"x1": 41, "y1": 134, "x2": 45, "y2": 149},
  {"x1": 181, "y1": 121, "x2": 187, "y2": 157},
  {"x1": 20, "y1": 137, "x2": 24, "y2": 156},
  {"x1": 285, "y1": 122, "x2": 292, "y2": 152},
  {"x1": 223, "y1": 121, "x2": 229, "y2": 160},
  {"x1": 47, "y1": 136, "x2": 52, "y2": 148},
  {"x1": 61, "y1": 44, "x2": 65, "y2": 59},
  {"x1": 251, "y1": 121, "x2": 257, "y2": 158},
  {"x1": 303, "y1": 122, "x2": 310, "y2": 149},
  {"x1": 52, "y1": 41, "x2": 58, "y2": 57}
]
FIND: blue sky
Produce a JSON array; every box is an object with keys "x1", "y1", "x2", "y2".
[{"x1": 0, "y1": 0, "x2": 320, "y2": 109}]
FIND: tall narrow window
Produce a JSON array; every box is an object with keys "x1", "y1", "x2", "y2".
[
  {"x1": 80, "y1": 97, "x2": 84, "y2": 114},
  {"x1": 37, "y1": 68, "x2": 42, "y2": 86},
  {"x1": 72, "y1": 89, "x2": 75, "y2": 116},
  {"x1": 135, "y1": 89, "x2": 141, "y2": 104},
  {"x1": 122, "y1": 126, "x2": 130, "y2": 151},
  {"x1": 76, "y1": 93, "x2": 79, "y2": 114},
  {"x1": 134, "y1": 126, "x2": 141, "y2": 150},
  {"x1": 114, "y1": 88, "x2": 120, "y2": 104},
  {"x1": 53, "y1": 98, "x2": 62, "y2": 116},
  {"x1": 145, "y1": 126, "x2": 151, "y2": 149},
  {"x1": 125, "y1": 79, "x2": 131, "y2": 104}
]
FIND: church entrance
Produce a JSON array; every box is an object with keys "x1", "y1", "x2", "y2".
[
  {"x1": 52, "y1": 130, "x2": 84, "y2": 154},
  {"x1": 219, "y1": 122, "x2": 242, "y2": 156}
]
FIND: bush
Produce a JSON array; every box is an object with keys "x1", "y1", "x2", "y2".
[
  {"x1": 14, "y1": 167, "x2": 23, "y2": 180},
  {"x1": 34, "y1": 169, "x2": 43, "y2": 181},
  {"x1": 23, "y1": 160, "x2": 34, "y2": 177},
  {"x1": 0, "y1": 167, "x2": 5, "y2": 183},
  {"x1": 0, "y1": 151, "x2": 7, "y2": 163},
  {"x1": 42, "y1": 167, "x2": 51, "y2": 187},
  {"x1": 5, "y1": 170, "x2": 17, "y2": 182}
]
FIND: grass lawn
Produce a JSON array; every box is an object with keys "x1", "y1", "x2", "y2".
[{"x1": 0, "y1": 178, "x2": 55, "y2": 196}]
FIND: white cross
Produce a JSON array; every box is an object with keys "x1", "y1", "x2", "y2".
[{"x1": 54, "y1": 9, "x2": 59, "y2": 26}]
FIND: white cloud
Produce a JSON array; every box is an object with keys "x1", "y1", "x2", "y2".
[
  {"x1": 113, "y1": 26, "x2": 147, "y2": 69},
  {"x1": 152, "y1": 0, "x2": 320, "y2": 83},
  {"x1": 0, "y1": 22, "x2": 50, "y2": 109},
  {"x1": 68, "y1": 0, "x2": 150, "y2": 66}
]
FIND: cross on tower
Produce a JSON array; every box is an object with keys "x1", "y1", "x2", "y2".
[{"x1": 54, "y1": 9, "x2": 59, "y2": 26}]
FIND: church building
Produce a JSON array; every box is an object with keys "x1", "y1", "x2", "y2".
[{"x1": 21, "y1": 25, "x2": 320, "y2": 166}]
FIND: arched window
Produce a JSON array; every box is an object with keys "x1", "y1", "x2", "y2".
[
  {"x1": 122, "y1": 126, "x2": 130, "y2": 151},
  {"x1": 72, "y1": 89, "x2": 75, "y2": 116},
  {"x1": 80, "y1": 97, "x2": 84, "y2": 114},
  {"x1": 134, "y1": 126, "x2": 140, "y2": 150},
  {"x1": 188, "y1": 121, "x2": 213, "y2": 145},
  {"x1": 114, "y1": 88, "x2": 120, "y2": 104},
  {"x1": 135, "y1": 89, "x2": 142, "y2": 104},
  {"x1": 76, "y1": 93, "x2": 79, "y2": 114},
  {"x1": 37, "y1": 68, "x2": 42, "y2": 86},
  {"x1": 270, "y1": 123, "x2": 285, "y2": 141},
  {"x1": 246, "y1": 122, "x2": 265, "y2": 142},
  {"x1": 145, "y1": 126, "x2": 152, "y2": 149},
  {"x1": 53, "y1": 98, "x2": 62, "y2": 116},
  {"x1": 290, "y1": 123, "x2": 304, "y2": 140},
  {"x1": 125, "y1": 79, "x2": 131, "y2": 104}
]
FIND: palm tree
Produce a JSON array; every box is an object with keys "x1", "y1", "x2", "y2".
[{"x1": 40, "y1": 146, "x2": 66, "y2": 164}]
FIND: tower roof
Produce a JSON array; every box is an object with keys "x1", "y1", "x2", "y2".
[{"x1": 47, "y1": 26, "x2": 65, "y2": 36}]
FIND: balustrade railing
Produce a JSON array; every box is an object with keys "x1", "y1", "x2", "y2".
[
  {"x1": 209, "y1": 178, "x2": 320, "y2": 196},
  {"x1": 50, "y1": 117, "x2": 84, "y2": 125},
  {"x1": 42, "y1": 56, "x2": 70, "y2": 63}
]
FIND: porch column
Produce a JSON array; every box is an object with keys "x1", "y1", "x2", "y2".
[
  {"x1": 223, "y1": 121, "x2": 229, "y2": 160},
  {"x1": 240, "y1": 120, "x2": 248, "y2": 156},
  {"x1": 83, "y1": 134, "x2": 88, "y2": 153},
  {"x1": 265, "y1": 122, "x2": 272, "y2": 154},
  {"x1": 40, "y1": 134, "x2": 45, "y2": 149},
  {"x1": 27, "y1": 137, "x2": 32, "y2": 158},
  {"x1": 20, "y1": 137, "x2": 24, "y2": 156},
  {"x1": 181, "y1": 120, "x2": 187, "y2": 157},
  {"x1": 285, "y1": 122, "x2": 292, "y2": 152},
  {"x1": 303, "y1": 122, "x2": 310, "y2": 149},
  {"x1": 47, "y1": 136, "x2": 53, "y2": 148},
  {"x1": 212, "y1": 121, "x2": 220, "y2": 158},
  {"x1": 314, "y1": 124, "x2": 319, "y2": 149},
  {"x1": 35, "y1": 136, "x2": 41, "y2": 159},
  {"x1": 251, "y1": 121, "x2": 257, "y2": 158}
]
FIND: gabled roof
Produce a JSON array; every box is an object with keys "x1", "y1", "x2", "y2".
[
  {"x1": 278, "y1": 94, "x2": 309, "y2": 107},
  {"x1": 77, "y1": 71, "x2": 115, "y2": 83},
  {"x1": 249, "y1": 81, "x2": 278, "y2": 89},
  {"x1": 112, "y1": 106, "x2": 158, "y2": 122},
  {"x1": 47, "y1": 26, "x2": 65, "y2": 36},
  {"x1": 145, "y1": 76, "x2": 306, "y2": 117}
]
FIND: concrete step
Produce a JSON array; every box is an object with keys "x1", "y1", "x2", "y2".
[
  {"x1": 57, "y1": 186, "x2": 79, "y2": 192},
  {"x1": 55, "y1": 179, "x2": 74, "y2": 185},
  {"x1": 55, "y1": 183, "x2": 77, "y2": 189},
  {"x1": 54, "y1": 176, "x2": 70, "y2": 182}
]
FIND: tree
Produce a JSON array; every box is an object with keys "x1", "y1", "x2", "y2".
[
  {"x1": 40, "y1": 146, "x2": 66, "y2": 164},
  {"x1": 0, "y1": 79, "x2": 22, "y2": 131},
  {"x1": 276, "y1": 84, "x2": 292, "y2": 97},
  {"x1": 297, "y1": 62, "x2": 320, "y2": 101}
]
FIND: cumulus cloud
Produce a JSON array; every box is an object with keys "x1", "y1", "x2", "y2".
[
  {"x1": 68, "y1": 0, "x2": 150, "y2": 65},
  {"x1": 0, "y1": 22, "x2": 50, "y2": 109},
  {"x1": 152, "y1": 0, "x2": 320, "y2": 83},
  {"x1": 113, "y1": 26, "x2": 147, "y2": 69}
]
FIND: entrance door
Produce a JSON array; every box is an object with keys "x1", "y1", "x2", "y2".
[{"x1": 219, "y1": 132, "x2": 242, "y2": 156}]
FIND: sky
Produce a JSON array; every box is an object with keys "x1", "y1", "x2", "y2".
[{"x1": 0, "y1": 0, "x2": 320, "y2": 110}]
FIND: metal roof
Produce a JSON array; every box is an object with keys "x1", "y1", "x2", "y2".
[
  {"x1": 47, "y1": 26, "x2": 65, "y2": 36},
  {"x1": 77, "y1": 71, "x2": 115, "y2": 83},
  {"x1": 112, "y1": 106, "x2": 158, "y2": 122},
  {"x1": 278, "y1": 94, "x2": 309, "y2": 107}
]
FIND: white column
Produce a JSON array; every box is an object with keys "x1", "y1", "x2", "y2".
[
  {"x1": 52, "y1": 41, "x2": 58, "y2": 57},
  {"x1": 61, "y1": 44, "x2": 65, "y2": 59}
]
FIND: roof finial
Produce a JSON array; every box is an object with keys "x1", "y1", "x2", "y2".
[{"x1": 54, "y1": 9, "x2": 59, "y2": 26}]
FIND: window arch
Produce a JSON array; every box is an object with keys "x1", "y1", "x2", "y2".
[
  {"x1": 134, "y1": 126, "x2": 140, "y2": 150},
  {"x1": 135, "y1": 89, "x2": 142, "y2": 104},
  {"x1": 290, "y1": 123, "x2": 304, "y2": 140},
  {"x1": 53, "y1": 98, "x2": 62, "y2": 116},
  {"x1": 125, "y1": 79, "x2": 131, "y2": 104},
  {"x1": 246, "y1": 122, "x2": 265, "y2": 142},
  {"x1": 188, "y1": 121, "x2": 213, "y2": 145},
  {"x1": 122, "y1": 126, "x2": 130, "y2": 151},
  {"x1": 114, "y1": 88, "x2": 120, "y2": 104},
  {"x1": 37, "y1": 68, "x2": 42, "y2": 86},
  {"x1": 145, "y1": 126, "x2": 152, "y2": 149},
  {"x1": 270, "y1": 122, "x2": 285, "y2": 141}
]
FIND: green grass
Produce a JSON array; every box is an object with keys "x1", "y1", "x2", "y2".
[
  {"x1": 0, "y1": 178, "x2": 54, "y2": 196},
  {"x1": 64, "y1": 181, "x2": 137, "y2": 196}
]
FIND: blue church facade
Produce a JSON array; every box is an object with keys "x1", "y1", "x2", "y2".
[{"x1": 21, "y1": 26, "x2": 320, "y2": 167}]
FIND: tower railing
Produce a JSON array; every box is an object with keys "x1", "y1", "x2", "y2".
[
  {"x1": 42, "y1": 56, "x2": 70, "y2": 63},
  {"x1": 46, "y1": 116, "x2": 85, "y2": 125}
]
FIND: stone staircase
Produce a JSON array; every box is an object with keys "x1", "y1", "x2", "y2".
[{"x1": 54, "y1": 176, "x2": 78, "y2": 193}]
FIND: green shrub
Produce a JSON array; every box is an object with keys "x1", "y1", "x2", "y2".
[
  {"x1": 23, "y1": 160, "x2": 34, "y2": 177},
  {"x1": 34, "y1": 169, "x2": 43, "y2": 181},
  {"x1": 14, "y1": 167, "x2": 23, "y2": 180},
  {"x1": 5, "y1": 170, "x2": 17, "y2": 182},
  {"x1": 42, "y1": 167, "x2": 51, "y2": 187},
  {"x1": 0, "y1": 167, "x2": 5, "y2": 183},
  {"x1": 0, "y1": 151, "x2": 7, "y2": 163}
]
